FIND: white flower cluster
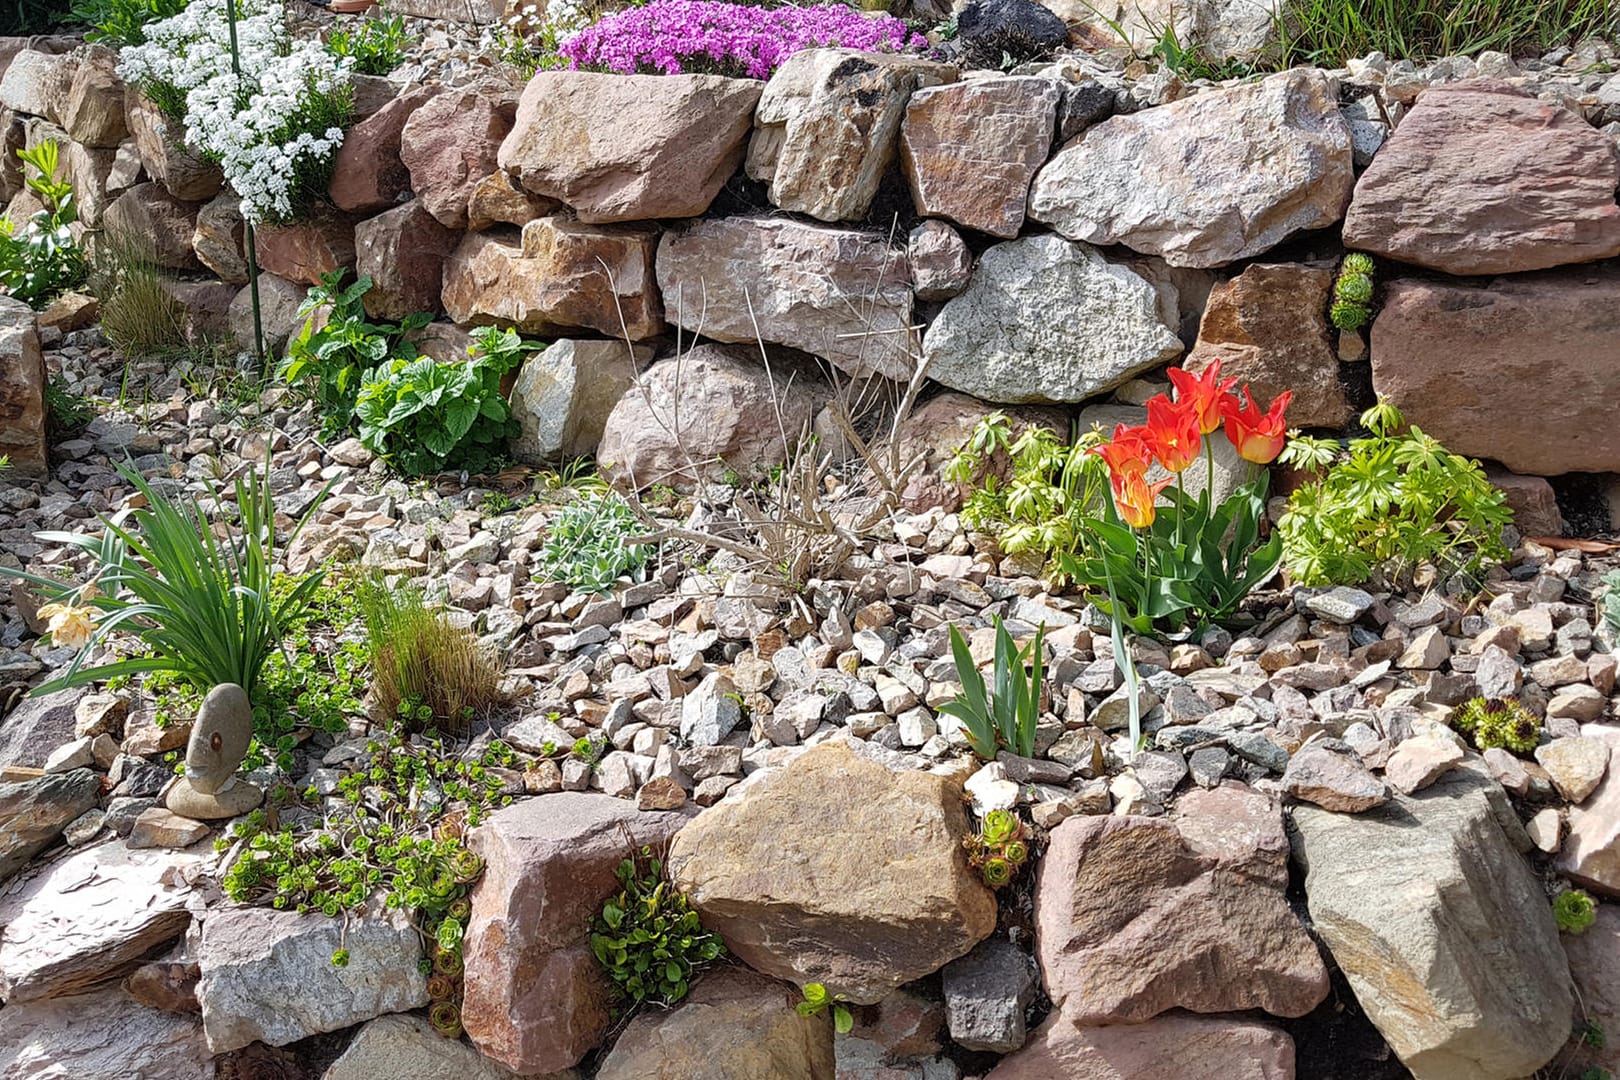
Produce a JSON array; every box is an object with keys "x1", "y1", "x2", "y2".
[{"x1": 120, "y1": 0, "x2": 352, "y2": 224}]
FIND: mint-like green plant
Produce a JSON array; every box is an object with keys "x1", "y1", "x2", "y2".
[
  {"x1": 538, "y1": 491, "x2": 651, "y2": 595},
  {"x1": 591, "y1": 846, "x2": 725, "y2": 1008},
  {"x1": 1601, "y1": 570, "x2": 1620, "y2": 636},
  {"x1": 941, "y1": 616, "x2": 1045, "y2": 760},
  {"x1": 325, "y1": 9, "x2": 411, "y2": 74},
  {"x1": 1554, "y1": 889, "x2": 1598, "y2": 935},
  {"x1": 797, "y1": 982, "x2": 853, "y2": 1034},
  {"x1": 0, "y1": 139, "x2": 87, "y2": 309}
]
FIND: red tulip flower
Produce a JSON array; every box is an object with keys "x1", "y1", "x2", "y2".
[
  {"x1": 1221, "y1": 387, "x2": 1293, "y2": 464},
  {"x1": 1110, "y1": 467, "x2": 1174, "y2": 529},
  {"x1": 1167, "y1": 361, "x2": 1238, "y2": 436},
  {"x1": 1095, "y1": 423, "x2": 1153, "y2": 478},
  {"x1": 1142, "y1": 394, "x2": 1202, "y2": 474}
]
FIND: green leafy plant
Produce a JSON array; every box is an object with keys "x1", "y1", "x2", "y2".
[
  {"x1": 1275, "y1": 0, "x2": 1615, "y2": 68},
  {"x1": 1278, "y1": 400, "x2": 1512, "y2": 588},
  {"x1": 1451, "y1": 696, "x2": 1541, "y2": 755},
  {"x1": 941, "y1": 616, "x2": 1044, "y2": 760},
  {"x1": 0, "y1": 139, "x2": 87, "y2": 309},
  {"x1": 1581, "y1": 1020, "x2": 1607, "y2": 1051},
  {"x1": 1555, "y1": 889, "x2": 1598, "y2": 935},
  {"x1": 71, "y1": 0, "x2": 186, "y2": 44},
  {"x1": 538, "y1": 491, "x2": 652, "y2": 594},
  {"x1": 278, "y1": 272, "x2": 431, "y2": 436},
  {"x1": 797, "y1": 982, "x2": 853, "y2": 1035},
  {"x1": 0, "y1": 460, "x2": 330, "y2": 698},
  {"x1": 591, "y1": 845, "x2": 725, "y2": 1009},
  {"x1": 44, "y1": 375, "x2": 93, "y2": 434},
  {"x1": 325, "y1": 9, "x2": 411, "y2": 74},
  {"x1": 357, "y1": 576, "x2": 503, "y2": 735},
  {"x1": 353, "y1": 325, "x2": 536, "y2": 477},
  {"x1": 1330, "y1": 252, "x2": 1376, "y2": 331},
  {"x1": 963, "y1": 808, "x2": 1031, "y2": 889},
  {"x1": 1601, "y1": 570, "x2": 1620, "y2": 636}
]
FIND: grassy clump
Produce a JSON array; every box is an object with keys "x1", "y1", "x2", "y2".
[
  {"x1": 1277, "y1": 0, "x2": 1616, "y2": 67},
  {"x1": 358, "y1": 577, "x2": 503, "y2": 735},
  {"x1": 89, "y1": 229, "x2": 186, "y2": 360}
]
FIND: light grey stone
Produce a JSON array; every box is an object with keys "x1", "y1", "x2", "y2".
[{"x1": 509, "y1": 340, "x2": 654, "y2": 464}]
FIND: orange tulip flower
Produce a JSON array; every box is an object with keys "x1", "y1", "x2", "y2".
[
  {"x1": 1142, "y1": 394, "x2": 1202, "y2": 474},
  {"x1": 1220, "y1": 387, "x2": 1293, "y2": 464},
  {"x1": 1167, "y1": 360, "x2": 1238, "y2": 435},
  {"x1": 1094, "y1": 423, "x2": 1153, "y2": 478},
  {"x1": 1110, "y1": 466, "x2": 1174, "y2": 529}
]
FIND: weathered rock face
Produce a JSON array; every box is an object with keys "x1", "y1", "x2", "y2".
[
  {"x1": 595, "y1": 968, "x2": 834, "y2": 1080},
  {"x1": 329, "y1": 85, "x2": 440, "y2": 215},
  {"x1": 500, "y1": 71, "x2": 761, "y2": 223},
  {"x1": 228, "y1": 273, "x2": 307, "y2": 355},
  {"x1": 1185, "y1": 263, "x2": 1348, "y2": 429},
  {"x1": 900, "y1": 76, "x2": 1058, "y2": 238},
  {"x1": 441, "y1": 218, "x2": 663, "y2": 340},
  {"x1": 1371, "y1": 269, "x2": 1620, "y2": 476},
  {"x1": 354, "y1": 199, "x2": 461, "y2": 320},
  {"x1": 897, "y1": 391, "x2": 1068, "y2": 513},
  {"x1": 191, "y1": 192, "x2": 247, "y2": 285},
  {"x1": 597, "y1": 343, "x2": 820, "y2": 490},
  {"x1": 1029, "y1": 70, "x2": 1353, "y2": 268},
  {"x1": 467, "y1": 168, "x2": 558, "y2": 232},
  {"x1": 0, "y1": 768, "x2": 99, "y2": 885},
  {"x1": 1558, "y1": 728, "x2": 1620, "y2": 896},
  {"x1": 461, "y1": 792, "x2": 690, "y2": 1075},
  {"x1": 0, "y1": 50, "x2": 68, "y2": 122},
  {"x1": 1071, "y1": 0, "x2": 1284, "y2": 61},
  {"x1": 400, "y1": 85, "x2": 517, "y2": 229},
  {"x1": 325, "y1": 1013, "x2": 572, "y2": 1080},
  {"x1": 1036, "y1": 785, "x2": 1327, "y2": 1024},
  {"x1": 1291, "y1": 768, "x2": 1573, "y2": 1080},
  {"x1": 126, "y1": 96, "x2": 222, "y2": 202},
  {"x1": 1563, "y1": 903, "x2": 1620, "y2": 1076},
  {"x1": 908, "y1": 219, "x2": 973, "y2": 301},
  {"x1": 669, "y1": 740, "x2": 997, "y2": 1004},
  {"x1": 196, "y1": 905, "x2": 428, "y2": 1053},
  {"x1": 0, "y1": 841, "x2": 203, "y2": 1002},
  {"x1": 509, "y1": 339, "x2": 654, "y2": 465},
  {"x1": 61, "y1": 47, "x2": 126, "y2": 147},
  {"x1": 254, "y1": 211, "x2": 357, "y2": 287},
  {"x1": 0, "y1": 985, "x2": 213, "y2": 1080},
  {"x1": 1282, "y1": 739, "x2": 1389, "y2": 812},
  {"x1": 985, "y1": 1009, "x2": 1296, "y2": 1080},
  {"x1": 0, "y1": 296, "x2": 47, "y2": 478},
  {"x1": 922, "y1": 233, "x2": 1183, "y2": 404},
  {"x1": 748, "y1": 48, "x2": 957, "y2": 222},
  {"x1": 657, "y1": 216, "x2": 916, "y2": 381},
  {"x1": 941, "y1": 937, "x2": 1039, "y2": 1053},
  {"x1": 0, "y1": 688, "x2": 84, "y2": 768},
  {"x1": 102, "y1": 182, "x2": 202, "y2": 271},
  {"x1": 1343, "y1": 83, "x2": 1620, "y2": 275}
]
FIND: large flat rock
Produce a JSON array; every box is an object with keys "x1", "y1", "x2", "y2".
[
  {"x1": 985, "y1": 1008, "x2": 1296, "y2": 1079},
  {"x1": 0, "y1": 985, "x2": 212, "y2": 1080}
]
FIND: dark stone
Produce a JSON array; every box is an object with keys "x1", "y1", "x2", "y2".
[
  {"x1": 942, "y1": 937, "x2": 1038, "y2": 1053},
  {"x1": 0, "y1": 686, "x2": 85, "y2": 769},
  {"x1": 954, "y1": 0, "x2": 1069, "y2": 66},
  {"x1": 0, "y1": 769, "x2": 101, "y2": 883}
]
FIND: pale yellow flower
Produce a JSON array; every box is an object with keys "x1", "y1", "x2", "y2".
[{"x1": 37, "y1": 601, "x2": 96, "y2": 650}]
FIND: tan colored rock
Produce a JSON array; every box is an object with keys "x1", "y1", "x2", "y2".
[
  {"x1": 254, "y1": 211, "x2": 357, "y2": 287},
  {"x1": 597, "y1": 343, "x2": 820, "y2": 490},
  {"x1": 510, "y1": 338, "x2": 654, "y2": 464},
  {"x1": 0, "y1": 50, "x2": 68, "y2": 122},
  {"x1": 441, "y1": 218, "x2": 663, "y2": 340},
  {"x1": 1035, "y1": 785, "x2": 1328, "y2": 1024},
  {"x1": 399, "y1": 85, "x2": 517, "y2": 229},
  {"x1": 102, "y1": 182, "x2": 201, "y2": 271},
  {"x1": 1562, "y1": 903, "x2": 1620, "y2": 1077},
  {"x1": 468, "y1": 169, "x2": 559, "y2": 232},
  {"x1": 461, "y1": 792, "x2": 690, "y2": 1075},
  {"x1": 985, "y1": 1009, "x2": 1296, "y2": 1080},
  {"x1": 127, "y1": 808, "x2": 210, "y2": 850},
  {"x1": 900, "y1": 76, "x2": 1058, "y2": 238},
  {"x1": 1030, "y1": 70, "x2": 1352, "y2": 268},
  {"x1": 1486, "y1": 469, "x2": 1564, "y2": 537},
  {"x1": 0, "y1": 107, "x2": 23, "y2": 201},
  {"x1": 1343, "y1": 82, "x2": 1620, "y2": 275},
  {"x1": 0, "y1": 296, "x2": 46, "y2": 477},
  {"x1": 1072, "y1": 0, "x2": 1285, "y2": 62},
  {"x1": 124, "y1": 957, "x2": 200, "y2": 1014},
  {"x1": 1535, "y1": 737, "x2": 1610, "y2": 804},
  {"x1": 61, "y1": 46, "x2": 126, "y2": 147},
  {"x1": 1185, "y1": 263, "x2": 1349, "y2": 429},
  {"x1": 500, "y1": 70, "x2": 761, "y2": 223},
  {"x1": 228, "y1": 273, "x2": 308, "y2": 356},
  {"x1": 325, "y1": 1013, "x2": 573, "y2": 1080},
  {"x1": 1282, "y1": 741, "x2": 1388, "y2": 812},
  {"x1": 1558, "y1": 728, "x2": 1620, "y2": 896},
  {"x1": 126, "y1": 95, "x2": 222, "y2": 202},
  {"x1": 748, "y1": 48, "x2": 957, "y2": 222},
  {"x1": 355, "y1": 199, "x2": 460, "y2": 320},
  {"x1": 58, "y1": 137, "x2": 117, "y2": 228},
  {"x1": 595, "y1": 968, "x2": 834, "y2": 1080},
  {"x1": 669, "y1": 740, "x2": 997, "y2": 1004},
  {"x1": 1371, "y1": 269, "x2": 1620, "y2": 476},
  {"x1": 192, "y1": 192, "x2": 247, "y2": 285},
  {"x1": 656, "y1": 215, "x2": 915, "y2": 381},
  {"x1": 907, "y1": 219, "x2": 973, "y2": 301},
  {"x1": 1384, "y1": 732, "x2": 1464, "y2": 795},
  {"x1": 329, "y1": 85, "x2": 440, "y2": 215}
]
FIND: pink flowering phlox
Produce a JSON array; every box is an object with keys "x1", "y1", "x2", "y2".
[{"x1": 559, "y1": 0, "x2": 927, "y2": 78}]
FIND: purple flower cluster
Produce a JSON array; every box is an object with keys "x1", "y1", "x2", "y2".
[{"x1": 558, "y1": 0, "x2": 927, "y2": 79}]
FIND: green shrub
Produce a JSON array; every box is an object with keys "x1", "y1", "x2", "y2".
[
  {"x1": 1276, "y1": 0, "x2": 1616, "y2": 68},
  {"x1": 326, "y1": 9, "x2": 411, "y2": 74},
  {"x1": 590, "y1": 846, "x2": 725, "y2": 1009},
  {"x1": 357, "y1": 577, "x2": 503, "y2": 735},
  {"x1": 0, "y1": 140, "x2": 87, "y2": 309},
  {"x1": 538, "y1": 491, "x2": 651, "y2": 594},
  {"x1": 1277, "y1": 400, "x2": 1511, "y2": 587},
  {"x1": 1, "y1": 0, "x2": 76, "y2": 34},
  {"x1": 940, "y1": 616, "x2": 1044, "y2": 760},
  {"x1": 1554, "y1": 888, "x2": 1598, "y2": 935},
  {"x1": 72, "y1": 0, "x2": 186, "y2": 44},
  {"x1": 1451, "y1": 696, "x2": 1541, "y2": 755}
]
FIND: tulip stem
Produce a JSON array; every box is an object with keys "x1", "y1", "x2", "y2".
[{"x1": 1204, "y1": 438, "x2": 1215, "y2": 513}]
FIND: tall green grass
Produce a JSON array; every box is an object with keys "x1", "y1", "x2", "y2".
[
  {"x1": 357, "y1": 577, "x2": 503, "y2": 734},
  {"x1": 1279, "y1": 0, "x2": 1618, "y2": 67},
  {"x1": 89, "y1": 228, "x2": 186, "y2": 360}
]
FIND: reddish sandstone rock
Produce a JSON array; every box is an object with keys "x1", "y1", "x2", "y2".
[
  {"x1": 467, "y1": 169, "x2": 558, "y2": 232},
  {"x1": 908, "y1": 219, "x2": 973, "y2": 301},
  {"x1": 329, "y1": 86, "x2": 440, "y2": 215},
  {"x1": 102, "y1": 182, "x2": 201, "y2": 271},
  {"x1": 985, "y1": 1010, "x2": 1296, "y2": 1080},
  {"x1": 354, "y1": 199, "x2": 460, "y2": 320},
  {"x1": 900, "y1": 75, "x2": 1058, "y2": 239},
  {"x1": 1486, "y1": 469, "x2": 1564, "y2": 538},
  {"x1": 1035, "y1": 785, "x2": 1328, "y2": 1024},
  {"x1": 126, "y1": 95, "x2": 222, "y2": 202},
  {"x1": 1343, "y1": 82, "x2": 1620, "y2": 275},
  {"x1": 1185, "y1": 262, "x2": 1349, "y2": 429},
  {"x1": 461, "y1": 792, "x2": 690, "y2": 1075},
  {"x1": 499, "y1": 71, "x2": 761, "y2": 223},
  {"x1": 159, "y1": 280, "x2": 238, "y2": 343},
  {"x1": 1371, "y1": 269, "x2": 1620, "y2": 476},
  {"x1": 0, "y1": 297, "x2": 46, "y2": 477},
  {"x1": 400, "y1": 85, "x2": 517, "y2": 229},
  {"x1": 254, "y1": 211, "x2": 357, "y2": 287},
  {"x1": 1563, "y1": 902, "x2": 1620, "y2": 1076}
]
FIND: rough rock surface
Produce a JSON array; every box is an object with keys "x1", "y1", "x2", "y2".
[
  {"x1": 897, "y1": 391, "x2": 1068, "y2": 513},
  {"x1": 196, "y1": 905, "x2": 428, "y2": 1053},
  {"x1": 1036, "y1": 785, "x2": 1328, "y2": 1023},
  {"x1": 510, "y1": 339, "x2": 654, "y2": 465},
  {"x1": 1291, "y1": 768, "x2": 1573, "y2": 1080},
  {"x1": 254, "y1": 212, "x2": 357, "y2": 287},
  {"x1": 1562, "y1": 903, "x2": 1620, "y2": 1076},
  {"x1": 594, "y1": 968, "x2": 834, "y2": 1080},
  {"x1": 669, "y1": 740, "x2": 997, "y2": 1004},
  {"x1": 985, "y1": 1009, "x2": 1296, "y2": 1079},
  {"x1": 1029, "y1": 70, "x2": 1353, "y2": 268},
  {"x1": 441, "y1": 219, "x2": 663, "y2": 340},
  {"x1": 329, "y1": 86, "x2": 441, "y2": 214},
  {"x1": 0, "y1": 688, "x2": 84, "y2": 768},
  {"x1": 657, "y1": 216, "x2": 915, "y2": 381},
  {"x1": 900, "y1": 76, "x2": 1058, "y2": 238},
  {"x1": 0, "y1": 296, "x2": 46, "y2": 477},
  {"x1": 60, "y1": 47, "x2": 126, "y2": 148},
  {"x1": 908, "y1": 219, "x2": 974, "y2": 301},
  {"x1": 748, "y1": 48, "x2": 956, "y2": 222},
  {"x1": 923, "y1": 233, "x2": 1182, "y2": 404},
  {"x1": 461, "y1": 792, "x2": 690, "y2": 1075},
  {"x1": 101, "y1": 183, "x2": 201, "y2": 271},
  {"x1": 941, "y1": 937, "x2": 1039, "y2": 1053},
  {"x1": 1072, "y1": 0, "x2": 1285, "y2": 61},
  {"x1": 1281, "y1": 740, "x2": 1388, "y2": 812},
  {"x1": 0, "y1": 985, "x2": 212, "y2": 1080},
  {"x1": 191, "y1": 193, "x2": 247, "y2": 285},
  {"x1": 1371, "y1": 269, "x2": 1620, "y2": 476},
  {"x1": 1342, "y1": 82, "x2": 1620, "y2": 275},
  {"x1": 1185, "y1": 262, "x2": 1349, "y2": 428},
  {"x1": 0, "y1": 50, "x2": 68, "y2": 122},
  {"x1": 324, "y1": 1013, "x2": 563, "y2": 1080},
  {"x1": 399, "y1": 85, "x2": 516, "y2": 229},
  {"x1": 0, "y1": 768, "x2": 99, "y2": 884},
  {"x1": 354, "y1": 199, "x2": 461, "y2": 320},
  {"x1": 126, "y1": 96, "x2": 222, "y2": 202},
  {"x1": 500, "y1": 71, "x2": 761, "y2": 223},
  {"x1": 597, "y1": 344, "x2": 820, "y2": 490},
  {"x1": 1558, "y1": 728, "x2": 1620, "y2": 895}
]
